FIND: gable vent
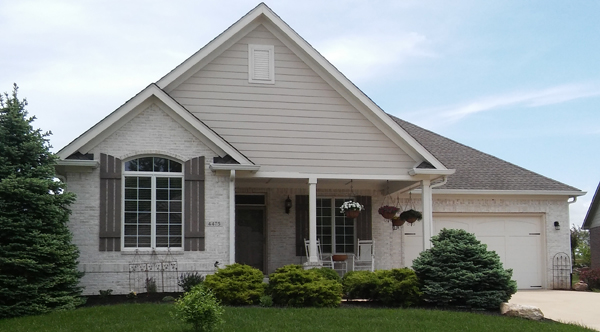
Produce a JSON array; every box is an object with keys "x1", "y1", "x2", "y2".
[{"x1": 249, "y1": 44, "x2": 274, "y2": 84}]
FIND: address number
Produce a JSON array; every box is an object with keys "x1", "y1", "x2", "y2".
[{"x1": 207, "y1": 221, "x2": 222, "y2": 227}]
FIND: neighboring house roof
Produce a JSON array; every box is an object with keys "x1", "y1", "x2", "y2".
[
  {"x1": 57, "y1": 84, "x2": 254, "y2": 166},
  {"x1": 583, "y1": 182, "x2": 600, "y2": 229},
  {"x1": 390, "y1": 115, "x2": 583, "y2": 194}
]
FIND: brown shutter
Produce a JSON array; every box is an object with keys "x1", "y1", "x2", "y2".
[
  {"x1": 184, "y1": 156, "x2": 205, "y2": 251},
  {"x1": 295, "y1": 195, "x2": 309, "y2": 256},
  {"x1": 99, "y1": 153, "x2": 122, "y2": 251},
  {"x1": 356, "y1": 196, "x2": 372, "y2": 241}
]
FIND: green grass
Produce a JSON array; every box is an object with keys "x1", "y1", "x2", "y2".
[{"x1": 0, "y1": 304, "x2": 594, "y2": 332}]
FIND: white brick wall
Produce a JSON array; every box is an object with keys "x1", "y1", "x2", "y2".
[{"x1": 66, "y1": 104, "x2": 230, "y2": 295}]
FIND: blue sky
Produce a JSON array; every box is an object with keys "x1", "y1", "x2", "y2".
[{"x1": 1, "y1": 0, "x2": 598, "y2": 225}]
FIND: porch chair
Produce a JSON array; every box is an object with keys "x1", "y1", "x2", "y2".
[
  {"x1": 353, "y1": 239, "x2": 374, "y2": 272},
  {"x1": 304, "y1": 238, "x2": 334, "y2": 269}
]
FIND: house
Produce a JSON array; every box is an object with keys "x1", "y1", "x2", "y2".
[
  {"x1": 583, "y1": 183, "x2": 600, "y2": 269},
  {"x1": 55, "y1": 3, "x2": 583, "y2": 294}
]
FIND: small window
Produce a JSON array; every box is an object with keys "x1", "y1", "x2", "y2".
[{"x1": 248, "y1": 44, "x2": 275, "y2": 84}]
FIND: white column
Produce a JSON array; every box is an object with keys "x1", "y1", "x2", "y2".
[
  {"x1": 308, "y1": 178, "x2": 318, "y2": 263},
  {"x1": 229, "y1": 170, "x2": 236, "y2": 265},
  {"x1": 421, "y1": 179, "x2": 433, "y2": 250}
]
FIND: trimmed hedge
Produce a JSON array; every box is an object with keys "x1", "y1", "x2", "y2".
[
  {"x1": 342, "y1": 269, "x2": 421, "y2": 307},
  {"x1": 204, "y1": 264, "x2": 265, "y2": 305},
  {"x1": 267, "y1": 265, "x2": 342, "y2": 307}
]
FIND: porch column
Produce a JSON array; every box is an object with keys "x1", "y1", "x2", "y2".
[
  {"x1": 421, "y1": 179, "x2": 433, "y2": 250},
  {"x1": 229, "y1": 170, "x2": 236, "y2": 264},
  {"x1": 308, "y1": 178, "x2": 318, "y2": 263}
]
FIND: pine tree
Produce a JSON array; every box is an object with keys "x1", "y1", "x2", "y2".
[
  {"x1": 0, "y1": 84, "x2": 83, "y2": 318},
  {"x1": 412, "y1": 228, "x2": 517, "y2": 310}
]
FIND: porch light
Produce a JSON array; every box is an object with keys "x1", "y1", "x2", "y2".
[
  {"x1": 554, "y1": 221, "x2": 560, "y2": 230},
  {"x1": 285, "y1": 196, "x2": 292, "y2": 214}
]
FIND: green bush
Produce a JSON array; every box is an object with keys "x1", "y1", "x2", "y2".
[
  {"x1": 259, "y1": 295, "x2": 273, "y2": 307},
  {"x1": 412, "y1": 228, "x2": 517, "y2": 310},
  {"x1": 204, "y1": 264, "x2": 265, "y2": 305},
  {"x1": 342, "y1": 269, "x2": 421, "y2": 307},
  {"x1": 172, "y1": 284, "x2": 224, "y2": 332},
  {"x1": 313, "y1": 267, "x2": 342, "y2": 283},
  {"x1": 178, "y1": 272, "x2": 205, "y2": 293},
  {"x1": 267, "y1": 265, "x2": 342, "y2": 307},
  {"x1": 342, "y1": 271, "x2": 378, "y2": 300}
]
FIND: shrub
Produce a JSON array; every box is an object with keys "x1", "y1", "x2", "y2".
[
  {"x1": 412, "y1": 228, "x2": 517, "y2": 310},
  {"x1": 267, "y1": 264, "x2": 342, "y2": 307},
  {"x1": 178, "y1": 272, "x2": 205, "y2": 293},
  {"x1": 204, "y1": 263, "x2": 265, "y2": 305},
  {"x1": 259, "y1": 295, "x2": 273, "y2": 307},
  {"x1": 374, "y1": 269, "x2": 421, "y2": 307},
  {"x1": 579, "y1": 268, "x2": 600, "y2": 290},
  {"x1": 98, "y1": 289, "x2": 113, "y2": 298},
  {"x1": 314, "y1": 267, "x2": 342, "y2": 283},
  {"x1": 342, "y1": 270, "x2": 378, "y2": 300},
  {"x1": 172, "y1": 284, "x2": 224, "y2": 332},
  {"x1": 342, "y1": 269, "x2": 421, "y2": 307}
]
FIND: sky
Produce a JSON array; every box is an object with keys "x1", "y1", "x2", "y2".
[{"x1": 1, "y1": 0, "x2": 599, "y2": 226}]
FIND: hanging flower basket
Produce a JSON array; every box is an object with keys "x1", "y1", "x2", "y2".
[
  {"x1": 378, "y1": 205, "x2": 400, "y2": 220},
  {"x1": 400, "y1": 209, "x2": 423, "y2": 224},
  {"x1": 391, "y1": 216, "x2": 405, "y2": 227},
  {"x1": 340, "y1": 201, "x2": 363, "y2": 219}
]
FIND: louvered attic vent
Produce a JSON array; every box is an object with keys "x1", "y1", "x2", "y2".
[{"x1": 249, "y1": 44, "x2": 274, "y2": 84}]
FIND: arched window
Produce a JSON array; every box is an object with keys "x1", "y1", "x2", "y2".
[{"x1": 123, "y1": 157, "x2": 183, "y2": 249}]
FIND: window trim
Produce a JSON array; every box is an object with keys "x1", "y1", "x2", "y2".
[
  {"x1": 121, "y1": 157, "x2": 185, "y2": 252},
  {"x1": 248, "y1": 44, "x2": 275, "y2": 84}
]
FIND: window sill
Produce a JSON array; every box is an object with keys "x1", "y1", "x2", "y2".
[{"x1": 120, "y1": 249, "x2": 185, "y2": 255}]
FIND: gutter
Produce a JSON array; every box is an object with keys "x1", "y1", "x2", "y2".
[{"x1": 209, "y1": 164, "x2": 260, "y2": 172}]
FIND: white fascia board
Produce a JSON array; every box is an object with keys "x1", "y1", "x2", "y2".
[
  {"x1": 419, "y1": 189, "x2": 586, "y2": 197},
  {"x1": 408, "y1": 168, "x2": 456, "y2": 176},
  {"x1": 236, "y1": 171, "x2": 416, "y2": 181},
  {"x1": 209, "y1": 164, "x2": 261, "y2": 172},
  {"x1": 57, "y1": 85, "x2": 253, "y2": 166},
  {"x1": 55, "y1": 160, "x2": 99, "y2": 168},
  {"x1": 257, "y1": 9, "x2": 447, "y2": 171}
]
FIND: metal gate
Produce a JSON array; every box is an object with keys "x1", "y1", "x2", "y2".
[{"x1": 552, "y1": 252, "x2": 571, "y2": 290}]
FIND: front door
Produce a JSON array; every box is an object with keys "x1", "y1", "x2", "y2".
[{"x1": 235, "y1": 207, "x2": 265, "y2": 273}]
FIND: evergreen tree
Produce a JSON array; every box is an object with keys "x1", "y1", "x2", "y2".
[
  {"x1": 0, "y1": 84, "x2": 83, "y2": 318},
  {"x1": 412, "y1": 228, "x2": 517, "y2": 310}
]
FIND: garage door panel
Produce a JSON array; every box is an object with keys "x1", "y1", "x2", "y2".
[
  {"x1": 506, "y1": 236, "x2": 542, "y2": 288},
  {"x1": 478, "y1": 236, "x2": 506, "y2": 265},
  {"x1": 473, "y1": 220, "x2": 505, "y2": 236},
  {"x1": 506, "y1": 220, "x2": 539, "y2": 235}
]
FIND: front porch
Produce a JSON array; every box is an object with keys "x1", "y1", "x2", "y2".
[{"x1": 224, "y1": 174, "x2": 449, "y2": 275}]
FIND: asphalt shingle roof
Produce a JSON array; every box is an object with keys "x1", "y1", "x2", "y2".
[{"x1": 390, "y1": 115, "x2": 581, "y2": 192}]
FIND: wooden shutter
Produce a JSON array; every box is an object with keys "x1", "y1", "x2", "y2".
[
  {"x1": 295, "y1": 195, "x2": 309, "y2": 256},
  {"x1": 184, "y1": 156, "x2": 205, "y2": 251},
  {"x1": 356, "y1": 196, "x2": 372, "y2": 241},
  {"x1": 99, "y1": 153, "x2": 122, "y2": 251}
]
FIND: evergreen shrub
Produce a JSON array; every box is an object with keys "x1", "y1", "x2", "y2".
[
  {"x1": 342, "y1": 269, "x2": 421, "y2": 307},
  {"x1": 178, "y1": 272, "x2": 204, "y2": 293},
  {"x1": 412, "y1": 228, "x2": 517, "y2": 310},
  {"x1": 267, "y1": 264, "x2": 342, "y2": 307},
  {"x1": 204, "y1": 263, "x2": 265, "y2": 305}
]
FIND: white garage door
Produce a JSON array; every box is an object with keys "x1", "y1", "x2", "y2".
[{"x1": 403, "y1": 215, "x2": 544, "y2": 289}]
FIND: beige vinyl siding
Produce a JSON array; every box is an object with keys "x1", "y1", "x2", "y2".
[{"x1": 170, "y1": 24, "x2": 416, "y2": 175}]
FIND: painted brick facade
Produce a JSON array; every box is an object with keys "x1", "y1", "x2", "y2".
[{"x1": 66, "y1": 104, "x2": 231, "y2": 295}]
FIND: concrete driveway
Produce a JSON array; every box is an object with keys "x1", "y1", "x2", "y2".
[{"x1": 510, "y1": 290, "x2": 600, "y2": 331}]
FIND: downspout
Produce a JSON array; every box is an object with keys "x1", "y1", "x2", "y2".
[
  {"x1": 430, "y1": 176, "x2": 448, "y2": 189},
  {"x1": 568, "y1": 196, "x2": 577, "y2": 204}
]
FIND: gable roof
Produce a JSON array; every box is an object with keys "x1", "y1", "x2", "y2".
[
  {"x1": 155, "y1": 2, "x2": 449, "y2": 174},
  {"x1": 57, "y1": 84, "x2": 254, "y2": 165},
  {"x1": 390, "y1": 115, "x2": 583, "y2": 195},
  {"x1": 583, "y1": 182, "x2": 600, "y2": 229}
]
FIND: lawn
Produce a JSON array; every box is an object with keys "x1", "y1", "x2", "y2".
[{"x1": 0, "y1": 303, "x2": 594, "y2": 332}]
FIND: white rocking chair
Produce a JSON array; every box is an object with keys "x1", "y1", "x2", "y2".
[
  {"x1": 353, "y1": 239, "x2": 374, "y2": 272},
  {"x1": 304, "y1": 238, "x2": 334, "y2": 269}
]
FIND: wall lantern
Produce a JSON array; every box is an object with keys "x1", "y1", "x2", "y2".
[
  {"x1": 554, "y1": 221, "x2": 560, "y2": 230},
  {"x1": 285, "y1": 196, "x2": 292, "y2": 214}
]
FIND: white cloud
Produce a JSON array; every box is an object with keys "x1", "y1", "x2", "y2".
[
  {"x1": 411, "y1": 83, "x2": 600, "y2": 124},
  {"x1": 317, "y1": 32, "x2": 435, "y2": 82}
]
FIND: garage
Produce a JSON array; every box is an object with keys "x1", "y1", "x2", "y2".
[{"x1": 403, "y1": 214, "x2": 545, "y2": 289}]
